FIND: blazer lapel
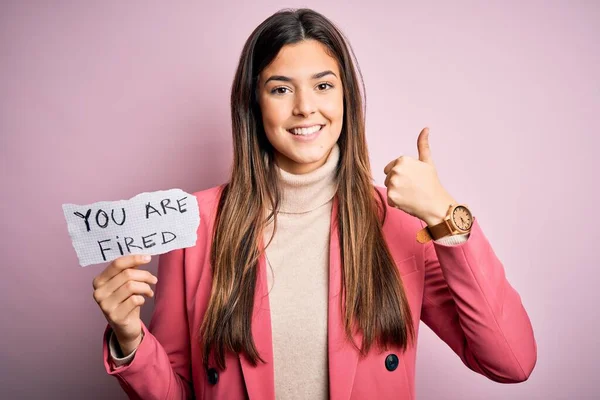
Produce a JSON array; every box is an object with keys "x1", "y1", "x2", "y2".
[
  {"x1": 328, "y1": 196, "x2": 361, "y2": 400},
  {"x1": 239, "y1": 235, "x2": 276, "y2": 400}
]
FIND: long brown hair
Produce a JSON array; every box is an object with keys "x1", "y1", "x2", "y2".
[{"x1": 200, "y1": 8, "x2": 415, "y2": 370}]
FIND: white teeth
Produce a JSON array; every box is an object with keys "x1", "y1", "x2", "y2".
[{"x1": 289, "y1": 125, "x2": 322, "y2": 135}]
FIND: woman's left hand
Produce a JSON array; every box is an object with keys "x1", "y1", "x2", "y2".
[{"x1": 383, "y1": 127, "x2": 457, "y2": 226}]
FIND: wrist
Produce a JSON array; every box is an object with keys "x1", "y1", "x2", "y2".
[
  {"x1": 423, "y1": 198, "x2": 456, "y2": 227},
  {"x1": 118, "y1": 332, "x2": 144, "y2": 356}
]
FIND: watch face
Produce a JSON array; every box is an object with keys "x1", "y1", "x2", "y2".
[{"x1": 452, "y1": 206, "x2": 473, "y2": 231}]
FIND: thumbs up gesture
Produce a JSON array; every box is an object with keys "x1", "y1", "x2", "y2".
[{"x1": 383, "y1": 127, "x2": 457, "y2": 226}]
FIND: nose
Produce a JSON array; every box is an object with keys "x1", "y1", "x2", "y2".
[{"x1": 292, "y1": 88, "x2": 316, "y2": 117}]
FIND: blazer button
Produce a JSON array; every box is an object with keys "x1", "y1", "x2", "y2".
[
  {"x1": 207, "y1": 368, "x2": 219, "y2": 385},
  {"x1": 385, "y1": 354, "x2": 399, "y2": 371}
]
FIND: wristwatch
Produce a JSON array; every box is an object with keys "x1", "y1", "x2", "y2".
[{"x1": 416, "y1": 203, "x2": 474, "y2": 244}]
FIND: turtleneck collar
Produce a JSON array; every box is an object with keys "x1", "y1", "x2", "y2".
[{"x1": 270, "y1": 143, "x2": 340, "y2": 214}]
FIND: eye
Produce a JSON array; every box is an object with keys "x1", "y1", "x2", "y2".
[
  {"x1": 270, "y1": 86, "x2": 290, "y2": 95},
  {"x1": 269, "y1": 82, "x2": 333, "y2": 95}
]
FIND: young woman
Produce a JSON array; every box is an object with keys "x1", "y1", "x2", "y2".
[{"x1": 93, "y1": 8, "x2": 537, "y2": 399}]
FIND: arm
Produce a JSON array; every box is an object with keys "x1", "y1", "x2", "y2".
[
  {"x1": 419, "y1": 217, "x2": 537, "y2": 383},
  {"x1": 102, "y1": 248, "x2": 194, "y2": 399}
]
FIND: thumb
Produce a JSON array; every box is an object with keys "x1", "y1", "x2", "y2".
[{"x1": 417, "y1": 127, "x2": 433, "y2": 164}]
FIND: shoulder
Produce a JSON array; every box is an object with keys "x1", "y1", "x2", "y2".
[
  {"x1": 173, "y1": 184, "x2": 226, "y2": 258},
  {"x1": 176, "y1": 184, "x2": 226, "y2": 242},
  {"x1": 190, "y1": 183, "x2": 226, "y2": 220}
]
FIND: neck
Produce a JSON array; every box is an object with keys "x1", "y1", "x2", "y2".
[{"x1": 269, "y1": 143, "x2": 340, "y2": 214}]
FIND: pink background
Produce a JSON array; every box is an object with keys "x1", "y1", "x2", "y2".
[{"x1": 1, "y1": 1, "x2": 598, "y2": 398}]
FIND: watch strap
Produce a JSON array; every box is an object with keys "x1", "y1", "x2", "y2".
[
  {"x1": 416, "y1": 204, "x2": 459, "y2": 243},
  {"x1": 416, "y1": 227, "x2": 432, "y2": 244},
  {"x1": 428, "y1": 219, "x2": 454, "y2": 240}
]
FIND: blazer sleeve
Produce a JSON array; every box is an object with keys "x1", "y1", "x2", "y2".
[
  {"x1": 102, "y1": 247, "x2": 194, "y2": 399},
  {"x1": 419, "y1": 217, "x2": 537, "y2": 383}
]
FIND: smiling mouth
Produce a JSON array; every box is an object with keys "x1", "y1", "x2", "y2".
[{"x1": 286, "y1": 125, "x2": 324, "y2": 136}]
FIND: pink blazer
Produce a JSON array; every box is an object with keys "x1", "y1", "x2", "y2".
[{"x1": 102, "y1": 185, "x2": 537, "y2": 399}]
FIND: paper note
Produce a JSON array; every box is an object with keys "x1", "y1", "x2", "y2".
[{"x1": 62, "y1": 188, "x2": 200, "y2": 267}]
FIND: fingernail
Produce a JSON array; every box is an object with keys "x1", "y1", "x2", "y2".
[{"x1": 142, "y1": 255, "x2": 151, "y2": 262}]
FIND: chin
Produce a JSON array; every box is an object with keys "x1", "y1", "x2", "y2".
[{"x1": 290, "y1": 146, "x2": 329, "y2": 160}]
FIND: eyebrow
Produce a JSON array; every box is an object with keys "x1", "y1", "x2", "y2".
[{"x1": 264, "y1": 70, "x2": 337, "y2": 85}]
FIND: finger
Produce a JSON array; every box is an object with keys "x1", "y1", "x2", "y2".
[
  {"x1": 93, "y1": 254, "x2": 151, "y2": 290},
  {"x1": 107, "y1": 295, "x2": 145, "y2": 325},
  {"x1": 121, "y1": 296, "x2": 145, "y2": 322},
  {"x1": 417, "y1": 127, "x2": 433, "y2": 164},
  {"x1": 384, "y1": 170, "x2": 393, "y2": 187},
  {"x1": 113, "y1": 280, "x2": 154, "y2": 305},
  {"x1": 384, "y1": 161, "x2": 404, "y2": 187},
  {"x1": 383, "y1": 158, "x2": 397, "y2": 175},
  {"x1": 94, "y1": 268, "x2": 157, "y2": 304},
  {"x1": 99, "y1": 280, "x2": 154, "y2": 315}
]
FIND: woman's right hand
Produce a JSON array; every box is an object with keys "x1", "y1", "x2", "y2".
[{"x1": 93, "y1": 254, "x2": 158, "y2": 355}]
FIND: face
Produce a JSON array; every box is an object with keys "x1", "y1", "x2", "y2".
[{"x1": 257, "y1": 39, "x2": 344, "y2": 174}]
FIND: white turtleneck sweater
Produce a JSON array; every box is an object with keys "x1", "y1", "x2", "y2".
[
  {"x1": 261, "y1": 144, "x2": 340, "y2": 399},
  {"x1": 108, "y1": 143, "x2": 468, "y2": 399}
]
